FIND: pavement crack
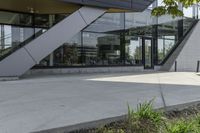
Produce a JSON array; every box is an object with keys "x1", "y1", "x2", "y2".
[{"x1": 156, "y1": 73, "x2": 167, "y2": 110}]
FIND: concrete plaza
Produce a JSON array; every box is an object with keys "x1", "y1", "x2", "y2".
[{"x1": 0, "y1": 72, "x2": 200, "y2": 133}]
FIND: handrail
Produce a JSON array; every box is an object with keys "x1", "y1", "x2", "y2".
[{"x1": 160, "y1": 19, "x2": 199, "y2": 65}]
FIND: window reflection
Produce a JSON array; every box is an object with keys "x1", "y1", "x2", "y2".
[
  {"x1": 144, "y1": 39, "x2": 152, "y2": 68},
  {"x1": 157, "y1": 19, "x2": 178, "y2": 64},
  {"x1": 125, "y1": 11, "x2": 153, "y2": 29},
  {"x1": 198, "y1": 5, "x2": 200, "y2": 19},
  {"x1": 82, "y1": 32, "x2": 122, "y2": 66},
  {"x1": 53, "y1": 33, "x2": 82, "y2": 66},
  {"x1": 183, "y1": 7, "x2": 193, "y2": 18},
  {"x1": 34, "y1": 14, "x2": 49, "y2": 28},
  {"x1": 0, "y1": 0, "x2": 197, "y2": 68},
  {"x1": 0, "y1": 11, "x2": 32, "y2": 26},
  {"x1": 157, "y1": 36, "x2": 176, "y2": 64},
  {"x1": 157, "y1": 0, "x2": 164, "y2": 6},
  {"x1": 0, "y1": 25, "x2": 39, "y2": 50},
  {"x1": 125, "y1": 36, "x2": 142, "y2": 65}
]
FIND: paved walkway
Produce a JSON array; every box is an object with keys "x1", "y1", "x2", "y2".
[{"x1": 0, "y1": 72, "x2": 200, "y2": 133}]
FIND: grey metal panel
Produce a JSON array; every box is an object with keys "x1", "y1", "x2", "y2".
[
  {"x1": 0, "y1": 48, "x2": 36, "y2": 77},
  {"x1": 84, "y1": 0, "x2": 132, "y2": 9},
  {"x1": 131, "y1": 0, "x2": 153, "y2": 11},
  {"x1": 78, "y1": 7, "x2": 105, "y2": 24},
  {"x1": 0, "y1": 7, "x2": 106, "y2": 77},
  {"x1": 61, "y1": 0, "x2": 154, "y2": 11}
]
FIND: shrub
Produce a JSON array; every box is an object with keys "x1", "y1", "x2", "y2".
[
  {"x1": 165, "y1": 118, "x2": 196, "y2": 133},
  {"x1": 126, "y1": 100, "x2": 163, "y2": 133}
]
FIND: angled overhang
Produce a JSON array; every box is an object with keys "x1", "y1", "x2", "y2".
[
  {"x1": 61, "y1": 0, "x2": 155, "y2": 12},
  {"x1": 0, "y1": 0, "x2": 154, "y2": 14}
]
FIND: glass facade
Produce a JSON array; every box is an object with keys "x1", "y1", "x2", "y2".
[
  {"x1": 82, "y1": 32, "x2": 122, "y2": 66},
  {"x1": 0, "y1": 25, "x2": 45, "y2": 57},
  {"x1": 0, "y1": 12, "x2": 67, "y2": 59},
  {"x1": 157, "y1": 20, "x2": 178, "y2": 64},
  {"x1": 0, "y1": 0, "x2": 198, "y2": 69},
  {"x1": 125, "y1": 36, "x2": 142, "y2": 65}
]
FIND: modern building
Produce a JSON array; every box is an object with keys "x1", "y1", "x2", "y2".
[{"x1": 0, "y1": 0, "x2": 199, "y2": 77}]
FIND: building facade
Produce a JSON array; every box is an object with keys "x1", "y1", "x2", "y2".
[{"x1": 0, "y1": 0, "x2": 199, "y2": 77}]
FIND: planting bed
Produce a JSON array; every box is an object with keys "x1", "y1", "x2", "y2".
[{"x1": 69, "y1": 102, "x2": 200, "y2": 133}]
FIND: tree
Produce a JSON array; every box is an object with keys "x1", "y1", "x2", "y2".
[{"x1": 152, "y1": 0, "x2": 200, "y2": 17}]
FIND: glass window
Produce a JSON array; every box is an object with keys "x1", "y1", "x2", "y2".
[
  {"x1": 11, "y1": 26, "x2": 36, "y2": 46},
  {"x1": 4, "y1": 25, "x2": 11, "y2": 48},
  {"x1": 164, "y1": 39, "x2": 175, "y2": 54},
  {"x1": 0, "y1": 25, "x2": 12, "y2": 50},
  {"x1": 157, "y1": 36, "x2": 176, "y2": 64},
  {"x1": 198, "y1": 5, "x2": 200, "y2": 19},
  {"x1": 34, "y1": 14, "x2": 49, "y2": 28},
  {"x1": 53, "y1": 14, "x2": 68, "y2": 25},
  {"x1": 53, "y1": 33, "x2": 82, "y2": 66},
  {"x1": 195, "y1": 4, "x2": 200, "y2": 19},
  {"x1": 82, "y1": 32, "x2": 122, "y2": 66},
  {"x1": 157, "y1": 19, "x2": 178, "y2": 64},
  {"x1": 157, "y1": 0, "x2": 164, "y2": 6},
  {"x1": 125, "y1": 36, "x2": 142, "y2": 65},
  {"x1": 125, "y1": 10, "x2": 153, "y2": 29},
  {"x1": 0, "y1": 24, "x2": 45, "y2": 60},
  {"x1": 183, "y1": 18, "x2": 195, "y2": 35},
  {"x1": 183, "y1": 7, "x2": 193, "y2": 18},
  {"x1": 0, "y1": 11, "x2": 69, "y2": 28},
  {"x1": 84, "y1": 13, "x2": 125, "y2": 33},
  {"x1": 39, "y1": 33, "x2": 82, "y2": 67},
  {"x1": 157, "y1": 38, "x2": 164, "y2": 64},
  {"x1": 0, "y1": 11, "x2": 32, "y2": 26},
  {"x1": 144, "y1": 39, "x2": 152, "y2": 68},
  {"x1": 61, "y1": 33, "x2": 82, "y2": 66}
]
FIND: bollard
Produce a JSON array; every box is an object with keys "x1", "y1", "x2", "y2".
[
  {"x1": 197, "y1": 61, "x2": 200, "y2": 73},
  {"x1": 175, "y1": 61, "x2": 177, "y2": 72}
]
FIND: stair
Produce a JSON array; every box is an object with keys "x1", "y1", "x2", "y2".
[{"x1": 0, "y1": 6, "x2": 106, "y2": 77}]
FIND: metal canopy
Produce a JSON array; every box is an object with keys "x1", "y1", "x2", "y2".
[
  {"x1": 61, "y1": 0, "x2": 155, "y2": 12},
  {"x1": 0, "y1": 0, "x2": 154, "y2": 14}
]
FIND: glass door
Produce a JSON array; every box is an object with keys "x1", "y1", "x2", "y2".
[{"x1": 143, "y1": 38, "x2": 153, "y2": 69}]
